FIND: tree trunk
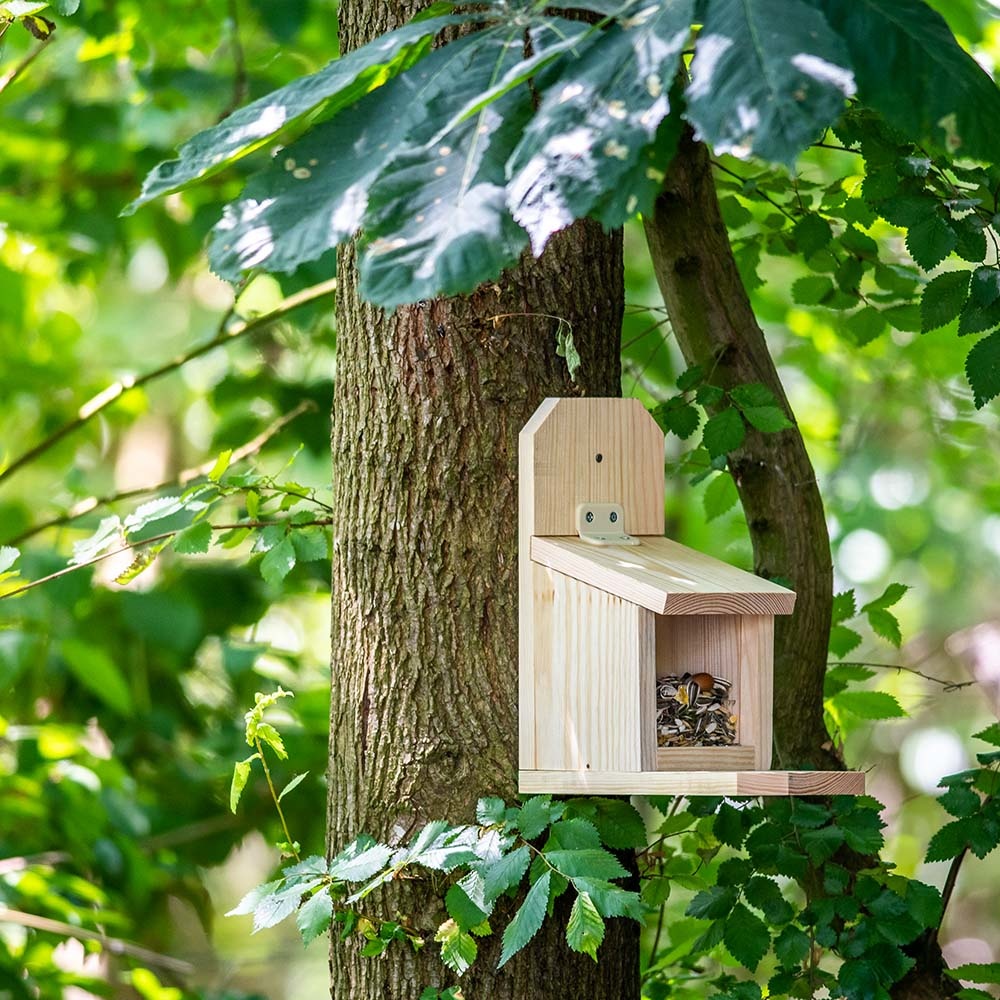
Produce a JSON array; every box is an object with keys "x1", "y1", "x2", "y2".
[
  {"x1": 327, "y1": 10, "x2": 638, "y2": 1000},
  {"x1": 642, "y1": 131, "x2": 835, "y2": 768}
]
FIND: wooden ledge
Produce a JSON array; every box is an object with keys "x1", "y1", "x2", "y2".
[
  {"x1": 518, "y1": 769, "x2": 865, "y2": 797},
  {"x1": 531, "y1": 535, "x2": 796, "y2": 616}
]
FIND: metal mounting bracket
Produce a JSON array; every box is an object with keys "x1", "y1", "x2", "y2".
[{"x1": 575, "y1": 503, "x2": 640, "y2": 546}]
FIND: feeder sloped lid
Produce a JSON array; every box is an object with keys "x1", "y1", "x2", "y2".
[{"x1": 530, "y1": 535, "x2": 796, "y2": 616}]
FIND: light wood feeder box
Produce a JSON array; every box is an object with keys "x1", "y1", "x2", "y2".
[{"x1": 518, "y1": 398, "x2": 865, "y2": 797}]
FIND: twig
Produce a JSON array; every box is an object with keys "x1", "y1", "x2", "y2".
[
  {"x1": 830, "y1": 661, "x2": 976, "y2": 692},
  {"x1": 0, "y1": 906, "x2": 194, "y2": 975},
  {"x1": 6, "y1": 401, "x2": 318, "y2": 546},
  {"x1": 710, "y1": 160, "x2": 797, "y2": 223},
  {"x1": 931, "y1": 847, "x2": 968, "y2": 946},
  {"x1": 0, "y1": 277, "x2": 337, "y2": 489},
  {"x1": 622, "y1": 316, "x2": 671, "y2": 352},
  {"x1": 0, "y1": 518, "x2": 333, "y2": 600},
  {"x1": 221, "y1": 0, "x2": 249, "y2": 119},
  {"x1": 255, "y1": 735, "x2": 301, "y2": 862},
  {"x1": 0, "y1": 30, "x2": 53, "y2": 96}
]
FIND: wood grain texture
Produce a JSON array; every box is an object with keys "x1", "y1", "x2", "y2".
[
  {"x1": 655, "y1": 747, "x2": 756, "y2": 770},
  {"x1": 740, "y1": 615, "x2": 774, "y2": 770},
  {"x1": 520, "y1": 769, "x2": 865, "y2": 796},
  {"x1": 531, "y1": 535, "x2": 797, "y2": 615},
  {"x1": 519, "y1": 397, "x2": 665, "y2": 538},
  {"x1": 528, "y1": 568, "x2": 654, "y2": 772}
]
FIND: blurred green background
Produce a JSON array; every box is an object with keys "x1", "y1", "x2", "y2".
[{"x1": 1, "y1": 0, "x2": 999, "y2": 996}]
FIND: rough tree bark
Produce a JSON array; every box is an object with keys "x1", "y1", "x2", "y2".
[{"x1": 326, "y1": 10, "x2": 639, "y2": 1000}]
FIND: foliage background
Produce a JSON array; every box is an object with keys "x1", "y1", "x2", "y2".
[{"x1": 1, "y1": 0, "x2": 999, "y2": 996}]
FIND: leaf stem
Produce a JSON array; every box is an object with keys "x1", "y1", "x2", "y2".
[
  {"x1": 254, "y1": 736, "x2": 301, "y2": 862},
  {"x1": 0, "y1": 30, "x2": 54, "y2": 96}
]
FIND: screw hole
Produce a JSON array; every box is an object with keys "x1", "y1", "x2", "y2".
[
  {"x1": 595, "y1": 453, "x2": 603, "y2": 463},
  {"x1": 585, "y1": 511, "x2": 594, "y2": 523},
  {"x1": 609, "y1": 511, "x2": 618, "y2": 524}
]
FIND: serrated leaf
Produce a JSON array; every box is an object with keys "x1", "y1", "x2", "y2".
[
  {"x1": 966, "y1": 331, "x2": 1000, "y2": 408},
  {"x1": 544, "y1": 849, "x2": 627, "y2": 881},
  {"x1": 330, "y1": 841, "x2": 395, "y2": 882},
  {"x1": 938, "y1": 784, "x2": 980, "y2": 819},
  {"x1": 173, "y1": 520, "x2": 213, "y2": 555},
  {"x1": 744, "y1": 876, "x2": 794, "y2": 925},
  {"x1": 589, "y1": 799, "x2": 647, "y2": 850},
  {"x1": 862, "y1": 581, "x2": 908, "y2": 611},
  {"x1": 947, "y1": 964, "x2": 1000, "y2": 985},
  {"x1": 702, "y1": 407, "x2": 745, "y2": 459},
  {"x1": 970, "y1": 266, "x2": 1000, "y2": 308},
  {"x1": 687, "y1": 884, "x2": 738, "y2": 920},
  {"x1": 794, "y1": 214, "x2": 833, "y2": 257},
  {"x1": 906, "y1": 212, "x2": 956, "y2": 271},
  {"x1": 839, "y1": 958, "x2": 880, "y2": 1000},
  {"x1": 838, "y1": 806, "x2": 885, "y2": 853},
  {"x1": 71, "y1": 515, "x2": 124, "y2": 565},
  {"x1": 260, "y1": 535, "x2": 296, "y2": 585},
  {"x1": 446, "y1": 883, "x2": 490, "y2": 932},
  {"x1": 227, "y1": 878, "x2": 282, "y2": 917},
  {"x1": 128, "y1": 13, "x2": 472, "y2": 210},
  {"x1": 866, "y1": 607, "x2": 901, "y2": 647},
  {"x1": 435, "y1": 919, "x2": 478, "y2": 975},
  {"x1": 477, "y1": 797, "x2": 506, "y2": 825},
  {"x1": 687, "y1": 0, "x2": 853, "y2": 165},
  {"x1": 482, "y1": 845, "x2": 531, "y2": 902},
  {"x1": 835, "y1": 690, "x2": 906, "y2": 720},
  {"x1": 507, "y1": 2, "x2": 691, "y2": 252},
  {"x1": 925, "y1": 817, "x2": 975, "y2": 863},
  {"x1": 974, "y1": 723, "x2": 1000, "y2": 747},
  {"x1": 921, "y1": 270, "x2": 970, "y2": 332},
  {"x1": 831, "y1": 589, "x2": 856, "y2": 625},
  {"x1": 846, "y1": 306, "x2": 888, "y2": 347},
  {"x1": 546, "y1": 818, "x2": 601, "y2": 851},
  {"x1": 517, "y1": 796, "x2": 554, "y2": 840},
  {"x1": 572, "y1": 877, "x2": 644, "y2": 921},
  {"x1": 792, "y1": 275, "x2": 835, "y2": 305},
  {"x1": 828, "y1": 625, "x2": 861, "y2": 659},
  {"x1": 811, "y1": 0, "x2": 1000, "y2": 163},
  {"x1": 297, "y1": 889, "x2": 333, "y2": 946},
  {"x1": 704, "y1": 473, "x2": 739, "y2": 522},
  {"x1": 652, "y1": 397, "x2": 701, "y2": 439},
  {"x1": 230, "y1": 755, "x2": 257, "y2": 813},
  {"x1": 291, "y1": 527, "x2": 329, "y2": 562},
  {"x1": 774, "y1": 924, "x2": 810, "y2": 967},
  {"x1": 565, "y1": 891, "x2": 605, "y2": 961},
  {"x1": 714, "y1": 802, "x2": 747, "y2": 849},
  {"x1": 742, "y1": 405, "x2": 793, "y2": 432},
  {"x1": 723, "y1": 903, "x2": 770, "y2": 971},
  {"x1": 677, "y1": 364, "x2": 704, "y2": 391},
  {"x1": 498, "y1": 870, "x2": 550, "y2": 967}
]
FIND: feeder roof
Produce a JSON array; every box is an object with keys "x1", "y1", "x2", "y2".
[{"x1": 530, "y1": 535, "x2": 796, "y2": 616}]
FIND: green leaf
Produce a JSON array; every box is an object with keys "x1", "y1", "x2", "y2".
[
  {"x1": 291, "y1": 527, "x2": 329, "y2": 562},
  {"x1": 123, "y1": 495, "x2": 187, "y2": 533},
  {"x1": 544, "y1": 848, "x2": 627, "y2": 881},
  {"x1": 742, "y1": 405, "x2": 793, "y2": 433},
  {"x1": 60, "y1": 639, "x2": 134, "y2": 716},
  {"x1": 846, "y1": 306, "x2": 888, "y2": 347},
  {"x1": 572, "y1": 877, "x2": 644, "y2": 921},
  {"x1": 546, "y1": 818, "x2": 601, "y2": 851},
  {"x1": 686, "y1": 885, "x2": 738, "y2": 920},
  {"x1": 446, "y1": 883, "x2": 490, "y2": 932},
  {"x1": 477, "y1": 797, "x2": 507, "y2": 825},
  {"x1": 866, "y1": 608, "x2": 901, "y2": 647},
  {"x1": 297, "y1": 889, "x2": 333, "y2": 946},
  {"x1": 938, "y1": 784, "x2": 980, "y2": 819},
  {"x1": 358, "y1": 32, "x2": 533, "y2": 308},
  {"x1": 774, "y1": 924, "x2": 811, "y2": 966},
  {"x1": 588, "y1": 799, "x2": 647, "y2": 850},
  {"x1": 839, "y1": 958, "x2": 881, "y2": 1000},
  {"x1": 507, "y1": 2, "x2": 692, "y2": 251},
  {"x1": 905, "y1": 212, "x2": 957, "y2": 271},
  {"x1": 554, "y1": 321, "x2": 582, "y2": 382},
  {"x1": 714, "y1": 802, "x2": 747, "y2": 848},
  {"x1": 723, "y1": 903, "x2": 770, "y2": 971},
  {"x1": 173, "y1": 520, "x2": 213, "y2": 555},
  {"x1": 947, "y1": 964, "x2": 1000, "y2": 985},
  {"x1": 716, "y1": 858, "x2": 753, "y2": 886},
  {"x1": 958, "y1": 297, "x2": 1000, "y2": 337},
  {"x1": 435, "y1": 919, "x2": 478, "y2": 975},
  {"x1": 498, "y1": 870, "x2": 550, "y2": 967},
  {"x1": 793, "y1": 214, "x2": 833, "y2": 257},
  {"x1": 686, "y1": 0, "x2": 853, "y2": 165},
  {"x1": 862, "y1": 582, "x2": 908, "y2": 610},
  {"x1": 801, "y1": 824, "x2": 844, "y2": 864},
  {"x1": 829, "y1": 625, "x2": 862, "y2": 658},
  {"x1": 810, "y1": 0, "x2": 1000, "y2": 163},
  {"x1": 565, "y1": 891, "x2": 605, "y2": 961},
  {"x1": 974, "y1": 723, "x2": 1000, "y2": 747},
  {"x1": 792, "y1": 275, "x2": 835, "y2": 305},
  {"x1": 329, "y1": 840, "x2": 396, "y2": 882},
  {"x1": 128, "y1": 12, "x2": 471, "y2": 210},
  {"x1": 278, "y1": 772, "x2": 309, "y2": 803},
  {"x1": 517, "y1": 796, "x2": 554, "y2": 840},
  {"x1": 230, "y1": 754, "x2": 257, "y2": 813},
  {"x1": 970, "y1": 266, "x2": 1000, "y2": 308},
  {"x1": 744, "y1": 877, "x2": 794, "y2": 924},
  {"x1": 260, "y1": 535, "x2": 296, "y2": 585},
  {"x1": 702, "y1": 408, "x2": 745, "y2": 459},
  {"x1": 832, "y1": 589, "x2": 856, "y2": 625},
  {"x1": 482, "y1": 845, "x2": 531, "y2": 902},
  {"x1": 677, "y1": 364, "x2": 704, "y2": 391},
  {"x1": 835, "y1": 690, "x2": 906, "y2": 720},
  {"x1": 921, "y1": 270, "x2": 970, "y2": 332},
  {"x1": 926, "y1": 817, "x2": 975, "y2": 863},
  {"x1": 966, "y1": 331, "x2": 1000, "y2": 408},
  {"x1": 0, "y1": 546, "x2": 19, "y2": 575},
  {"x1": 838, "y1": 806, "x2": 885, "y2": 853},
  {"x1": 704, "y1": 473, "x2": 739, "y2": 521},
  {"x1": 208, "y1": 449, "x2": 232, "y2": 481},
  {"x1": 652, "y1": 397, "x2": 701, "y2": 439}
]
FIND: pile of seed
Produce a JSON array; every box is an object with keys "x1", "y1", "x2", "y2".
[{"x1": 656, "y1": 671, "x2": 737, "y2": 748}]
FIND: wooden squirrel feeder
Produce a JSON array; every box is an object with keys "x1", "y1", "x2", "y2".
[{"x1": 518, "y1": 397, "x2": 864, "y2": 796}]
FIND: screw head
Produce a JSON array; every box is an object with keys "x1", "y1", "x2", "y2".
[
  {"x1": 585, "y1": 511, "x2": 594, "y2": 523},
  {"x1": 609, "y1": 511, "x2": 618, "y2": 524},
  {"x1": 595, "y1": 453, "x2": 603, "y2": 463}
]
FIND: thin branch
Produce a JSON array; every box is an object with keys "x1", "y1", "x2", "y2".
[
  {"x1": 931, "y1": 846, "x2": 968, "y2": 946},
  {"x1": 710, "y1": 160, "x2": 797, "y2": 223},
  {"x1": 0, "y1": 277, "x2": 337, "y2": 490},
  {"x1": 0, "y1": 906, "x2": 194, "y2": 975},
  {"x1": 0, "y1": 518, "x2": 333, "y2": 601},
  {"x1": 621, "y1": 316, "x2": 671, "y2": 351},
  {"x1": 0, "y1": 30, "x2": 53, "y2": 96},
  {"x1": 830, "y1": 661, "x2": 976, "y2": 692},
  {"x1": 6, "y1": 401, "x2": 318, "y2": 546},
  {"x1": 221, "y1": 0, "x2": 248, "y2": 119}
]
